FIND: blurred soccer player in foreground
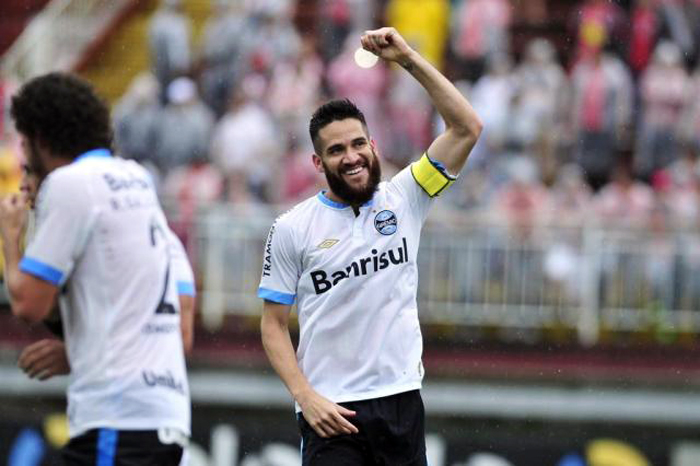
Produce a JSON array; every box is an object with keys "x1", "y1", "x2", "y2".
[
  {"x1": 0, "y1": 73, "x2": 190, "y2": 464},
  {"x1": 259, "y1": 27, "x2": 482, "y2": 465},
  {"x1": 16, "y1": 163, "x2": 197, "y2": 382}
]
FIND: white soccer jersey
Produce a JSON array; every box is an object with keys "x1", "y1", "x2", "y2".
[
  {"x1": 20, "y1": 149, "x2": 190, "y2": 438},
  {"x1": 259, "y1": 164, "x2": 434, "y2": 406}
]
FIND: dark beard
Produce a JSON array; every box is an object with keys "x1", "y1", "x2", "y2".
[{"x1": 323, "y1": 154, "x2": 381, "y2": 206}]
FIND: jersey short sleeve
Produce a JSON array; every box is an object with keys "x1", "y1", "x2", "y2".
[
  {"x1": 258, "y1": 218, "x2": 299, "y2": 306},
  {"x1": 167, "y1": 229, "x2": 195, "y2": 297},
  {"x1": 20, "y1": 170, "x2": 96, "y2": 286}
]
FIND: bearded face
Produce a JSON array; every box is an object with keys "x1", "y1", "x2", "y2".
[
  {"x1": 314, "y1": 118, "x2": 382, "y2": 206},
  {"x1": 321, "y1": 148, "x2": 381, "y2": 206}
]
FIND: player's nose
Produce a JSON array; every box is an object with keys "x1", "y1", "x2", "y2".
[{"x1": 344, "y1": 149, "x2": 364, "y2": 165}]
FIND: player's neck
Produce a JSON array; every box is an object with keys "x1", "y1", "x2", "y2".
[
  {"x1": 325, "y1": 190, "x2": 363, "y2": 216},
  {"x1": 44, "y1": 156, "x2": 72, "y2": 173}
]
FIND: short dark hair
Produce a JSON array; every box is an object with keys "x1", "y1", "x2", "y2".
[
  {"x1": 11, "y1": 72, "x2": 113, "y2": 160},
  {"x1": 309, "y1": 99, "x2": 368, "y2": 154}
]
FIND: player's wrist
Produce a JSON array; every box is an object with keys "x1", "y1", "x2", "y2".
[
  {"x1": 293, "y1": 386, "x2": 315, "y2": 406},
  {"x1": 397, "y1": 49, "x2": 420, "y2": 71}
]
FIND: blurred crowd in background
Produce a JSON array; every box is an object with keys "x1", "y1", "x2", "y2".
[{"x1": 3, "y1": 0, "x2": 700, "y2": 234}]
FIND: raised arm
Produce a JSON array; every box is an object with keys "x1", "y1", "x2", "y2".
[
  {"x1": 0, "y1": 193, "x2": 58, "y2": 323},
  {"x1": 361, "y1": 27, "x2": 482, "y2": 175},
  {"x1": 261, "y1": 301, "x2": 358, "y2": 438}
]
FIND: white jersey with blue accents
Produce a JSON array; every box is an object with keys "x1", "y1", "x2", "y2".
[
  {"x1": 258, "y1": 165, "x2": 433, "y2": 406},
  {"x1": 21, "y1": 150, "x2": 190, "y2": 438}
]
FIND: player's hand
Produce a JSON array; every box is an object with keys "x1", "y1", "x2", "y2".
[
  {"x1": 0, "y1": 193, "x2": 28, "y2": 242},
  {"x1": 360, "y1": 27, "x2": 414, "y2": 65},
  {"x1": 18, "y1": 339, "x2": 70, "y2": 380},
  {"x1": 297, "y1": 389, "x2": 359, "y2": 438}
]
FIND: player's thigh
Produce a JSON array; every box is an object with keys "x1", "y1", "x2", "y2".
[
  {"x1": 298, "y1": 415, "x2": 372, "y2": 466},
  {"x1": 367, "y1": 390, "x2": 427, "y2": 466},
  {"x1": 62, "y1": 429, "x2": 183, "y2": 466}
]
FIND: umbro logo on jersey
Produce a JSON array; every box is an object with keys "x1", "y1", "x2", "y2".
[
  {"x1": 374, "y1": 210, "x2": 397, "y2": 235},
  {"x1": 318, "y1": 239, "x2": 340, "y2": 249},
  {"x1": 310, "y1": 237, "x2": 408, "y2": 294}
]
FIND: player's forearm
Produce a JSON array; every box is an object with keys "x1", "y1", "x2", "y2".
[
  {"x1": 261, "y1": 317, "x2": 315, "y2": 403},
  {"x1": 401, "y1": 50, "x2": 482, "y2": 144},
  {"x1": 3, "y1": 236, "x2": 22, "y2": 300},
  {"x1": 3, "y1": 238, "x2": 30, "y2": 321},
  {"x1": 179, "y1": 295, "x2": 195, "y2": 355}
]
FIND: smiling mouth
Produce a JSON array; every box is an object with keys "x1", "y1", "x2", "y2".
[{"x1": 343, "y1": 165, "x2": 366, "y2": 176}]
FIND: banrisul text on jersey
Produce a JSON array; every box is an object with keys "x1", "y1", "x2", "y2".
[{"x1": 311, "y1": 237, "x2": 408, "y2": 294}]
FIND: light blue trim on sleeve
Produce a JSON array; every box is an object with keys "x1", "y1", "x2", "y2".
[
  {"x1": 19, "y1": 257, "x2": 64, "y2": 286},
  {"x1": 426, "y1": 154, "x2": 458, "y2": 180},
  {"x1": 177, "y1": 281, "x2": 196, "y2": 296},
  {"x1": 258, "y1": 287, "x2": 296, "y2": 305}
]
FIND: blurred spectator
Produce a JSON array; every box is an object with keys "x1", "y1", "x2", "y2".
[
  {"x1": 210, "y1": 74, "x2": 283, "y2": 203},
  {"x1": 571, "y1": 46, "x2": 633, "y2": 190},
  {"x1": 546, "y1": 164, "x2": 592, "y2": 227},
  {"x1": 280, "y1": 138, "x2": 324, "y2": 204},
  {"x1": 153, "y1": 77, "x2": 215, "y2": 175},
  {"x1": 594, "y1": 162, "x2": 655, "y2": 228},
  {"x1": 635, "y1": 40, "x2": 688, "y2": 181},
  {"x1": 387, "y1": 0, "x2": 450, "y2": 69},
  {"x1": 678, "y1": 65, "x2": 700, "y2": 152},
  {"x1": 492, "y1": 157, "x2": 550, "y2": 304},
  {"x1": 327, "y1": 34, "x2": 389, "y2": 154},
  {"x1": 244, "y1": 2, "x2": 301, "y2": 75},
  {"x1": 467, "y1": 54, "x2": 515, "y2": 168},
  {"x1": 317, "y1": 0, "x2": 375, "y2": 63},
  {"x1": 657, "y1": 0, "x2": 694, "y2": 61},
  {"x1": 113, "y1": 73, "x2": 161, "y2": 166},
  {"x1": 629, "y1": 0, "x2": 660, "y2": 75},
  {"x1": 493, "y1": 156, "x2": 550, "y2": 240},
  {"x1": 512, "y1": 0, "x2": 548, "y2": 26},
  {"x1": 450, "y1": 0, "x2": 512, "y2": 82},
  {"x1": 267, "y1": 36, "x2": 324, "y2": 143},
  {"x1": 688, "y1": 0, "x2": 700, "y2": 65},
  {"x1": 149, "y1": 0, "x2": 192, "y2": 103},
  {"x1": 200, "y1": 0, "x2": 250, "y2": 117},
  {"x1": 644, "y1": 197, "x2": 676, "y2": 309},
  {"x1": 385, "y1": 68, "x2": 433, "y2": 166},
  {"x1": 162, "y1": 154, "x2": 224, "y2": 262},
  {"x1": 543, "y1": 165, "x2": 591, "y2": 302},
  {"x1": 511, "y1": 38, "x2": 569, "y2": 181},
  {"x1": 664, "y1": 144, "x2": 700, "y2": 226},
  {"x1": 570, "y1": 0, "x2": 627, "y2": 66},
  {"x1": 317, "y1": 0, "x2": 351, "y2": 63},
  {"x1": 0, "y1": 136, "x2": 21, "y2": 195}
]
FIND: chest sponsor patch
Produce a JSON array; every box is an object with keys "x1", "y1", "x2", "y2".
[{"x1": 374, "y1": 210, "x2": 397, "y2": 235}]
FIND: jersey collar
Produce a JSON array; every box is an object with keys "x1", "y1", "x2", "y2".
[
  {"x1": 316, "y1": 191, "x2": 374, "y2": 209},
  {"x1": 74, "y1": 148, "x2": 112, "y2": 163}
]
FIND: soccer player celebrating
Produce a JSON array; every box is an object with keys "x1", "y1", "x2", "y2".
[
  {"x1": 0, "y1": 73, "x2": 190, "y2": 464},
  {"x1": 15, "y1": 162, "x2": 197, "y2": 382},
  {"x1": 259, "y1": 27, "x2": 482, "y2": 465}
]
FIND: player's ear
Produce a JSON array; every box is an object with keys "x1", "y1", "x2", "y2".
[
  {"x1": 370, "y1": 139, "x2": 380, "y2": 159},
  {"x1": 312, "y1": 153, "x2": 324, "y2": 174}
]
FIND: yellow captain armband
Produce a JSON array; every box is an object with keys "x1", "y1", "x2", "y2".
[{"x1": 410, "y1": 153, "x2": 458, "y2": 197}]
